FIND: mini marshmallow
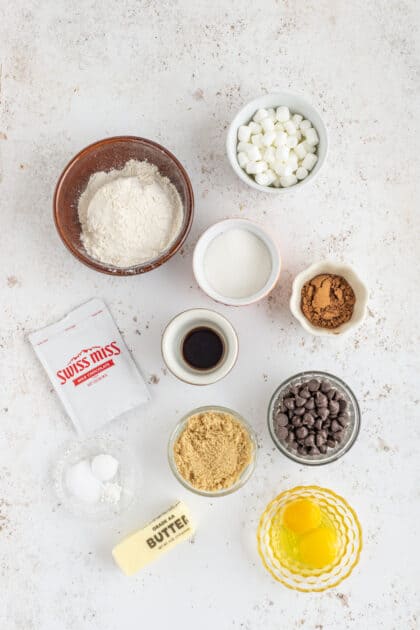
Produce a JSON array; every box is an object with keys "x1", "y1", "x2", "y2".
[
  {"x1": 274, "y1": 131, "x2": 288, "y2": 147},
  {"x1": 246, "y1": 145, "x2": 262, "y2": 161},
  {"x1": 286, "y1": 135, "x2": 298, "y2": 148},
  {"x1": 251, "y1": 134, "x2": 263, "y2": 147},
  {"x1": 273, "y1": 161, "x2": 292, "y2": 177},
  {"x1": 296, "y1": 166, "x2": 308, "y2": 180},
  {"x1": 262, "y1": 131, "x2": 276, "y2": 146},
  {"x1": 303, "y1": 127, "x2": 319, "y2": 145},
  {"x1": 248, "y1": 121, "x2": 262, "y2": 134},
  {"x1": 276, "y1": 106, "x2": 290, "y2": 122},
  {"x1": 303, "y1": 141, "x2": 316, "y2": 154},
  {"x1": 302, "y1": 153, "x2": 318, "y2": 171},
  {"x1": 280, "y1": 174, "x2": 298, "y2": 187},
  {"x1": 261, "y1": 117, "x2": 275, "y2": 133},
  {"x1": 296, "y1": 130, "x2": 302, "y2": 141},
  {"x1": 292, "y1": 114, "x2": 303, "y2": 126},
  {"x1": 273, "y1": 177, "x2": 282, "y2": 188},
  {"x1": 300, "y1": 119, "x2": 312, "y2": 131},
  {"x1": 276, "y1": 145, "x2": 289, "y2": 161},
  {"x1": 262, "y1": 146, "x2": 276, "y2": 164},
  {"x1": 246, "y1": 160, "x2": 267, "y2": 174},
  {"x1": 237, "y1": 125, "x2": 251, "y2": 142},
  {"x1": 255, "y1": 169, "x2": 276, "y2": 186},
  {"x1": 286, "y1": 154, "x2": 298, "y2": 171},
  {"x1": 274, "y1": 122, "x2": 284, "y2": 132},
  {"x1": 253, "y1": 108, "x2": 269, "y2": 123},
  {"x1": 284, "y1": 121, "x2": 297, "y2": 135},
  {"x1": 237, "y1": 151, "x2": 249, "y2": 168},
  {"x1": 237, "y1": 141, "x2": 253, "y2": 153},
  {"x1": 267, "y1": 107, "x2": 276, "y2": 120}
]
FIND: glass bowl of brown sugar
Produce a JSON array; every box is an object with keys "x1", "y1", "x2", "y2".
[
  {"x1": 290, "y1": 261, "x2": 368, "y2": 336},
  {"x1": 168, "y1": 405, "x2": 258, "y2": 497}
]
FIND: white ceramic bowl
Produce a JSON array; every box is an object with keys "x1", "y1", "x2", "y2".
[
  {"x1": 290, "y1": 261, "x2": 368, "y2": 336},
  {"x1": 226, "y1": 92, "x2": 328, "y2": 193},
  {"x1": 193, "y1": 218, "x2": 281, "y2": 306},
  {"x1": 161, "y1": 308, "x2": 238, "y2": 385}
]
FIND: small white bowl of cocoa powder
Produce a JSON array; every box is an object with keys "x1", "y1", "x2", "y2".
[{"x1": 290, "y1": 261, "x2": 368, "y2": 336}]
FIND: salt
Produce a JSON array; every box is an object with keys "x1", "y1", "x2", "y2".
[
  {"x1": 65, "y1": 453, "x2": 122, "y2": 505},
  {"x1": 203, "y1": 228, "x2": 272, "y2": 299}
]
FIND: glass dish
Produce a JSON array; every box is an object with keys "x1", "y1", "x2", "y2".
[
  {"x1": 168, "y1": 405, "x2": 257, "y2": 497},
  {"x1": 53, "y1": 435, "x2": 138, "y2": 520},
  {"x1": 268, "y1": 371, "x2": 360, "y2": 466},
  {"x1": 257, "y1": 485, "x2": 362, "y2": 592}
]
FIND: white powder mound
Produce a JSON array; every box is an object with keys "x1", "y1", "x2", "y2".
[{"x1": 78, "y1": 160, "x2": 183, "y2": 267}]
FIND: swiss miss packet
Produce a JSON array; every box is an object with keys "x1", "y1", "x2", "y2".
[{"x1": 29, "y1": 298, "x2": 149, "y2": 435}]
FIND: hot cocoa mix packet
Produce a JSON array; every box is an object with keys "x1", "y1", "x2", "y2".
[{"x1": 29, "y1": 298, "x2": 149, "y2": 435}]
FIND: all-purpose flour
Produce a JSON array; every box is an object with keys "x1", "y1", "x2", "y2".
[{"x1": 78, "y1": 160, "x2": 183, "y2": 268}]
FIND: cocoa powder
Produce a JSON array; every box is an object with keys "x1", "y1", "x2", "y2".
[{"x1": 301, "y1": 274, "x2": 355, "y2": 329}]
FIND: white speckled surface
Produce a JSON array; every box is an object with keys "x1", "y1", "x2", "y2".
[{"x1": 1, "y1": 2, "x2": 419, "y2": 628}]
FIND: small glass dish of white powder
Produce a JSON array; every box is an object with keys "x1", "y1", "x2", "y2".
[
  {"x1": 193, "y1": 219, "x2": 281, "y2": 306},
  {"x1": 53, "y1": 435, "x2": 139, "y2": 520}
]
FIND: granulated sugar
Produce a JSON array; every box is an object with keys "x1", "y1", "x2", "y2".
[{"x1": 204, "y1": 228, "x2": 272, "y2": 299}]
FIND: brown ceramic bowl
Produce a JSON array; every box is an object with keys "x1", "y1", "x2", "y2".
[{"x1": 53, "y1": 136, "x2": 194, "y2": 275}]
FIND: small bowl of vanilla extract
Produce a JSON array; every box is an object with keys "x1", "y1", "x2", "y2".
[{"x1": 161, "y1": 308, "x2": 239, "y2": 385}]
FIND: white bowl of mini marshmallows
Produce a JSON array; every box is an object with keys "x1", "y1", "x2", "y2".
[{"x1": 226, "y1": 92, "x2": 328, "y2": 192}]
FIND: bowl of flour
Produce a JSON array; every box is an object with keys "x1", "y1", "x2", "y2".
[{"x1": 54, "y1": 136, "x2": 194, "y2": 275}]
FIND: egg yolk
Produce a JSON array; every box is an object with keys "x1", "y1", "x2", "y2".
[
  {"x1": 299, "y1": 528, "x2": 337, "y2": 568},
  {"x1": 282, "y1": 499, "x2": 322, "y2": 534}
]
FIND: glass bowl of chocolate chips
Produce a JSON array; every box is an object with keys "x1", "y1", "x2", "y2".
[{"x1": 268, "y1": 371, "x2": 361, "y2": 465}]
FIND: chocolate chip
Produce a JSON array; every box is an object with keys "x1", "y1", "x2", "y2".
[
  {"x1": 327, "y1": 438, "x2": 336, "y2": 448},
  {"x1": 321, "y1": 380, "x2": 331, "y2": 393},
  {"x1": 289, "y1": 440, "x2": 298, "y2": 451},
  {"x1": 304, "y1": 398, "x2": 315, "y2": 410},
  {"x1": 314, "y1": 419, "x2": 323, "y2": 430},
  {"x1": 316, "y1": 434, "x2": 325, "y2": 448},
  {"x1": 299, "y1": 387, "x2": 311, "y2": 399},
  {"x1": 331, "y1": 419, "x2": 341, "y2": 432},
  {"x1": 290, "y1": 385, "x2": 300, "y2": 395},
  {"x1": 286, "y1": 431, "x2": 295, "y2": 443},
  {"x1": 339, "y1": 399, "x2": 348, "y2": 412},
  {"x1": 295, "y1": 395, "x2": 306, "y2": 407},
  {"x1": 318, "y1": 407, "x2": 330, "y2": 421},
  {"x1": 292, "y1": 415, "x2": 303, "y2": 427},
  {"x1": 284, "y1": 398, "x2": 295, "y2": 410},
  {"x1": 327, "y1": 389, "x2": 336, "y2": 400},
  {"x1": 304, "y1": 434, "x2": 315, "y2": 447},
  {"x1": 338, "y1": 413, "x2": 350, "y2": 427},
  {"x1": 315, "y1": 391, "x2": 328, "y2": 407},
  {"x1": 309, "y1": 446, "x2": 320, "y2": 455},
  {"x1": 275, "y1": 412, "x2": 289, "y2": 427},
  {"x1": 276, "y1": 426, "x2": 288, "y2": 440},
  {"x1": 335, "y1": 391, "x2": 344, "y2": 401},
  {"x1": 297, "y1": 445, "x2": 307, "y2": 455},
  {"x1": 320, "y1": 429, "x2": 328, "y2": 440},
  {"x1": 319, "y1": 445, "x2": 327, "y2": 454},
  {"x1": 308, "y1": 379, "x2": 320, "y2": 392},
  {"x1": 329, "y1": 400, "x2": 340, "y2": 416},
  {"x1": 296, "y1": 426, "x2": 308, "y2": 439},
  {"x1": 294, "y1": 406, "x2": 306, "y2": 416},
  {"x1": 335, "y1": 431, "x2": 345, "y2": 443},
  {"x1": 303, "y1": 413, "x2": 315, "y2": 427}
]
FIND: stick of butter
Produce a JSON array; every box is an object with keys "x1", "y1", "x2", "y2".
[{"x1": 112, "y1": 501, "x2": 195, "y2": 576}]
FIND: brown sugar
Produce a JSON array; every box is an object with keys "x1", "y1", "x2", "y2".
[
  {"x1": 173, "y1": 410, "x2": 253, "y2": 492},
  {"x1": 301, "y1": 274, "x2": 356, "y2": 329}
]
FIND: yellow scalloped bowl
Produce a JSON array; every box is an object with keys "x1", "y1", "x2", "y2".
[{"x1": 257, "y1": 486, "x2": 362, "y2": 592}]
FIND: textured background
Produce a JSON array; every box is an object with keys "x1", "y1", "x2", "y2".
[{"x1": 1, "y1": 1, "x2": 419, "y2": 628}]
